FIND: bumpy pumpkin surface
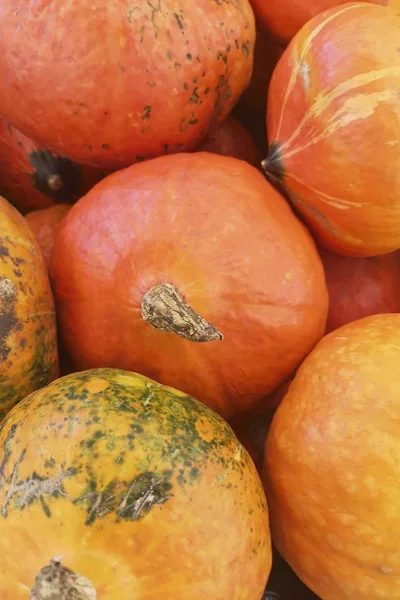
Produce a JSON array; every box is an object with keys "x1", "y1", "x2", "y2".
[
  {"x1": 0, "y1": 0, "x2": 255, "y2": 169},
  {"x1": 263, "y1": 4, "x2": 400, "y2": 256},
  {"x1": 250, "y1": 0, "x2": 388, "y2": 44},
  {"x1": 320, "y1": 248, "x2": 400, "y2": 333},
  {"x1": 264, "y1": 314, "x2": 400, "y2": 599},
  {"x1": 50, "y1": 152, "x2": 328, "y2": 421},
  {"x1": 0, "y1": 368, "x2": 271, "y2": 599},
  {"x1": 0, "y1": 197, "x2": 58, "y2": 421},
  {"x1": 0, "y1": 116, "x2": 109, "y2": 214}
]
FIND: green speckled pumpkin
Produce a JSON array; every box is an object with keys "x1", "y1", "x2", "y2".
[
  {"x1": 0, "y1": 196, "x2": 58, "y2": 421},
  {"x1": 0, "y1": 368, "x2": 271, "y2": 599}
]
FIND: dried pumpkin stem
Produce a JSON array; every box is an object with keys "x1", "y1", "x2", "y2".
[
  {"x1": 31, "y1": 559, "x2": 96, "y2": 600},
  {"x1": 47, "y1": 173, "x2": 64, "y2": 192},
  {"x1": 141, "y1": 283, "x2": 223, "y2": 343}
]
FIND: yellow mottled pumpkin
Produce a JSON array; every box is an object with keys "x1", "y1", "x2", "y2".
[
  {"x1": 0, "y1": 368, "x2": 271, "y2": 599},
  {"x1": 0, "y1": 196, "x2": 58, "y2": 419}
]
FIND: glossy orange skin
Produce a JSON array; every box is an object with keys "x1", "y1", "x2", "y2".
[
  {"x1": 264, "y1": 314, "x2": 400, "y2": 599},
  {"x1": 250, "y1": 0, "x2": 388, "y2": 44},
  {"x1": 50, "y1": 152, "x2": 328, "y2": 421},
  {"x1": 265, "y1": 4, "x2": 400, "y2": 256},
  {"x1": 0, "y1": 368, "x2": 272, "y2": 599},
  {"x1": 0, "y1": 116, "x2": 109, "y2": 214},
  {"x1": 0, "y1": 1, "x2": 255, "y2": 169},
  {"x1": 320, "y1": 248, "x2": 400, "y2": 333},
  {"x1": 25, "y1": 204, "x2": 72, "y2": 271},
  {"x1": 0, "y1": 197, "x2": 58, "y2": 420},
  {"x1": 196, "y1": 116, "x2": 261, "y2": 167}
]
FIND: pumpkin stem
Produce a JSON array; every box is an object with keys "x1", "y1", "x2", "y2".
[
  {"x1": 141, "y1": 283, "x2": 223, "y2": 342},
  {"x1": 47, "y1": 173, "x2": 64, "y2": 192},
  {"x1": 31, "y1": 558, "x2": 97, "y2": 600},
  {"x1": 261, "y1": 141, "x2": 284, "y2": 185}
]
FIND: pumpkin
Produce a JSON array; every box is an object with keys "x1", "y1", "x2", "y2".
[
  {"x1": 263, "y1": 4, "x2": 400, "y2": 257},
  {"x1": 195, "y1": 116, "x2": 261, "y2": 167},
  {"x1": 0, "y1": 367, "x2": 271, "y2": 599},
  {"x1": 0, "y1": 1, "x2": 255, "y2": 170},
  {"x1": 25, "y1": 204, "x2": 72, "y2": 271},
  {"x1": 263, "y1": 313, "x2": 400, "y2": 599},
  {"x1": 0, "y1": 196, "x2": 58, "y2": 421},
  {"x1": 250, "y1": 0, "x2": 389, "y2": 45},
  {"x1": 320, "y1": 248, "x2": 400, "y2": 333},
  {"x1": 234, "y1": 28, "x2": 284, "y2": 154},
  {"x1": 0, "y1": 115, "x2": 109, "y2": 214},
  {"x1": 50, "y1": 152, "x2": 328, "y2": 422}
]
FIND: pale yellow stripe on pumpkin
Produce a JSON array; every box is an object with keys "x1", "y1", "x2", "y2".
[
  {"x1": 284, "y1": 171, "x2": 367, "y2": 210},
  {"x1": 279, "y1": 86, "x2": 399, "y2": 162},
  {"x1": 273, "y1": 3, "x2": 363, "y2": 142},
  {"x1": 279, "y1": 66, "x2": 400, "y2": 154}
]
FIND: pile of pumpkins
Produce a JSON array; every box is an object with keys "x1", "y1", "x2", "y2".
[{"x1": 0, "y1": 1, "x2": 399, "y2": 598}]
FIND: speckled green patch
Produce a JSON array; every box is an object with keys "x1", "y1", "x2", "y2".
[{"x1": 0, "y1": 368, "x2": 255, "y2": 525}]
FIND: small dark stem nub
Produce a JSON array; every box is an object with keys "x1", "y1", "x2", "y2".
[
  {"x1": 261, "y1": 141, "x2": 284, "y2": 185},
  {"x1": 47, "y1": 173, "x2": 64, "y2": 192},
  {"x1": 141, "y1": 283, "x2": 223, "y2": 343}
]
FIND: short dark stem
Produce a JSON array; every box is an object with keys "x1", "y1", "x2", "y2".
[{"x1": 141, "y1": 283, "x2": 223, "y2": 343}]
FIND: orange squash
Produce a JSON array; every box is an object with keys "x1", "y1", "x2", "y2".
[
  {"x1": 25, "y1": 204, "x2": 72, "y2": 271},
  {"x1": 320, "y1": 248, "x2": 400, "y2": 333},
  {"x1": 264, "y1": 314, "x2": 400, "y2": 599},
  {"x1": 263, "y1": 4, "x2": 400, "y2": 256},
  {"x1": 0, "y1": 196, "x2": 58, "y2": 420},
  {"x1": 250, "y1": 0, "x2": 389, "y2": 45},
  {"x1": 0, "y1": 368, "x2": 271, "y2": 599},
  {"x1": 0, "y1": 115, "x2": 109, "y2": 213},
  {"x1": 0, "y1": 1, "x2": 255, "y2": 169},
  {"x1": 50, "y1": 152, "x2": 328, "y2": 422},
  {"x1": 196, "y1": 116, "x2": 261, "y2": 167}
]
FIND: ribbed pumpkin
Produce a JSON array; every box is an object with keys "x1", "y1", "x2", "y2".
[
  {"x1": 25, "y1": 204, "x2": 72, "y2": 271},
  {"x1": 0, "y1": 116, "x2": 108, "y2": 214},
  {"x1": 264, "y1": 314, "x2": 400, "y2": 599},
  {"x1": 50, "y1": 152, "x2": 328, "y2": 421},
  {"x1": 0, "y1": 368, "x2": 271, "y2": 599},
  {"x1": 196, "y1": 116, "x2": 261, "y2": 167},
  {"x1": 0, "y1": 197, "x2": 58, "y2": 420},
  {"x1": 250, "y1": 0, "x2": 389, "y2": 45},
  {"x1": 0, "y1": 0, "x2": 255, "y2": 169},
  {"x1": 263, "y1": 4, "x2": 400, "y2": 256},
  {"x1": 320, "y1": 248, "x2": 400, "y2": 333}
]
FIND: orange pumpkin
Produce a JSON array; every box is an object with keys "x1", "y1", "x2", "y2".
[
  {"x1": 250, "y1": 0, "x2": 389, "y2": 45},
  {"x1": 50, "y1": 152, "x2": 328, "y2": 422},
  {"x1": 0, "y1": 368, "x2": 271, "y2": 599},
  {"x1": 0, "y1": 115, "x2": 109, "y2": 214},
  {"x1": 263, "y1": 4, "x2": 400, "y2": 256},
  {"x1": 264, "y1": 314, "x2": 400, "y2": 599},
  {"x1": 25, "y1": 204, "x2": 72, "y2": 271},
  {"x1": 320, "y1": 248, "x2": 400, "y2": 333},
  {"x1": 0, "y1": 196, "x2": 58, "y2": 420},
  {"x1": 0, "y1": 1, "x2": 255, "y2": 169},
  {"x1": 195, "y1": 116, "x2": 261, "y2": 167}
]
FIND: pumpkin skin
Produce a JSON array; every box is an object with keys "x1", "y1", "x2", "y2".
[
  {"x1": 195, "y1": 116, "x2": 261, "y2": 167},
  {"x1": 25, "y1": 204, "x2": 72, "y2": 271},
  {"x1": 0, "y1": 367, "x2": 271, "y2": 599},
  {"x1": 263, "y1": 4, "x2": 400, "y2": 257},
  {"x1": 0, "y1": 116, "x2": 109, "y2": 214},
  {"x1": 250, "y1": 0, "x2": 389, "y2": 45},
  {"x1": 234, "y1": 28, "x2": 284, "y2": 153},
  {"x1": 0, "y1": 1, "x2": 255, "y2": 170},
  {"x1": 50, "y1": 152, "x2": 328, "y2": 421},
  {"x1": 0, "y1": 197, "x2": 58, "y2": 421},
  {"x1": 320, "y1": 248, "x2": 400, "y2": 333},
  {"x1": 263, "y1": 314, "x2": 400, "y2": 599}
]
